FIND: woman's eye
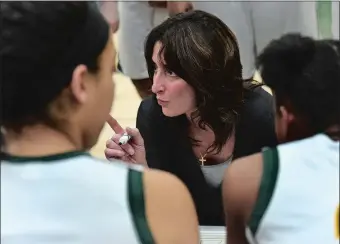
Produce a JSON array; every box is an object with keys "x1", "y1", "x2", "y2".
[
  {"x1": 153, "y1": 67, "x2": 159, "y2": 74},
  {"x1": 165, "y1": 70, "x2": 177, "y2": 77}
]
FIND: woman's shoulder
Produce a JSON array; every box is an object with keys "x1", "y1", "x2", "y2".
[
  {"x1": 243, "y1": 86, "x2": 274, "y2": 121},
  {"x1": 234, "y1": 86, "x2": 277, "y2": 158}
]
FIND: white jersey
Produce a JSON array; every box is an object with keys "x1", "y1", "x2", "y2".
[
  {"x1": 1, "y1": 152, "x2": 154, "y2": 244},
  {"x1": 246, "y1": 134, "x2": 340, "y2": 244}
]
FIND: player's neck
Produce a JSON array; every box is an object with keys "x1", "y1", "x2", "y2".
[
  {"x1": 325, "y1": 125, "x2": 340, "y2": 141},
  {"x1": 3, "y1": 125, "x2": 79, "y2": 157}
]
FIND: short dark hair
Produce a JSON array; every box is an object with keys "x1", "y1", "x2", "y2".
[
  {"x1": 1, "y1": 2, "x2": 105, "y2": 133},
  {"x1": 257, "y1": 33, "x2": 340, "y2": 134},
  {"x1": 144, "y1": 10, "x2": 244, "y2": 153}
]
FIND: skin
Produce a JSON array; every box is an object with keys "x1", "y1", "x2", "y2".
[{"x1": 151, "y1": 42, "x2": 196, "y2": 118}]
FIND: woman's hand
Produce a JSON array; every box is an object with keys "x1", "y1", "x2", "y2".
[{"x1": 105, "y1": 115, "x2": 147, "y2": 167}]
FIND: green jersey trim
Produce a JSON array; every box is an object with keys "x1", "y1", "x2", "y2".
[
  {"x1": 248, "y1": 147, "x2": 279, "y2": 236},
  {"x1": 1, "y1": 151, "x2": 90, "y2": 163},
  {"x1": 128, "y1": 169, "x2": 155, "y2": 244}
]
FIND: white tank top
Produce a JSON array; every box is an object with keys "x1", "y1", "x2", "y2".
[
  {"x1": 1, "y1": 152, "x2": 154, "y2": 244},
  {"x1": 246, "y1": 134, "x2": 340, "y2": 244}
]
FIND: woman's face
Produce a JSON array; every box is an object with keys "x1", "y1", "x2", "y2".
[{"x1": 151, "y1": 42, "x2": 196, "y2": 117}]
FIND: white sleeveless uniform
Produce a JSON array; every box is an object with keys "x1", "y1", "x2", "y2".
[
  {"x1": 1, "y1": 152, "x2": 154, "y2": 244},
  {"x1": 246, "y1": 134, "x2": 340, "y2": 244}
]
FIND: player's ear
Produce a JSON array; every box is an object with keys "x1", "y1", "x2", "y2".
[{"x1": 279, "y1": 105, "x2": 295, "y2": 124}]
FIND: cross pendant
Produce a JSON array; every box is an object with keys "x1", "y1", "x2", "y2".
[{"x1": 199, "y1": 156, "x2": 206, "y2": 166}]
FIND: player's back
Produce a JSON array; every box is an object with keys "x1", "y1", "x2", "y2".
[
  {"x1": 1, "y1": 152, "x2": 152, "y2": 244},
  {"x1": 1, "y1": 151, "x2": 199, "y2": 244},
  {"x1": 247, "y1": 133, "x2": 339, "y2": 244}
]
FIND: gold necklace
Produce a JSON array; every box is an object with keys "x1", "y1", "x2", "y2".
[{"x1": 199, "y1": 152, "x2": 207, "y2": 166}]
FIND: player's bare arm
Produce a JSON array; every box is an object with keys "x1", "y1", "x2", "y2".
[
  {"x1": 144, "y1": 169, "x2": 200, "y2": 244},
  {"x1": 222, "y1": 153, "x2": 264, "y2": 244}
]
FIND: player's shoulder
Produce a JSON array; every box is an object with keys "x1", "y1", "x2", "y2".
[
  {"x1": 225, "y1": 152, "x2": 264, "y2": 183},
  {"x1": 223, "y1": 152, "x2": 264, "y2": 201},
  {"x1": 143, "y1": 169, "x2": 200, "y2": 244},
  {"x1": 222, "y1": 152, "x2": 264, "y2": 219},
  {"x1": 143, "y1": 169, "x2": 190, "y2": 199}
]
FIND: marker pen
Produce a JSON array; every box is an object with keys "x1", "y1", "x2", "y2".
[{"x1": 118, "y1": 132, "x2": 132, "y2": 145}]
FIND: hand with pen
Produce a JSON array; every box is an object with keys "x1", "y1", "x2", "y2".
[{"x1": 105, "y1": 115, "x2": 147, "y2": 167}]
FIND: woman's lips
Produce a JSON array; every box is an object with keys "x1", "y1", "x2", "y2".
[{"x1": 157, "y1": 99, "x2": 168, "y2": 106}]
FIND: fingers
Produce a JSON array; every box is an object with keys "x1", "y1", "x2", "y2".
[
  {"x1": 107, "y1": 114, "x2": 124, "y2": 134},
  {"x1": 105, "y1": 148, "x2": 125, "y2": 159},
  {"x1": 106, "y1": 135, "x2": 135, "y2": 156},
  {"x1": 126, "y1": 127, "x2": 144, "y2": 146}
]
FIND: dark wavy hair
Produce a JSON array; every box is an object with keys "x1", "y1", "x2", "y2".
[{"x1": 144, "y1": 10, "x2": 248, "y2": 153}]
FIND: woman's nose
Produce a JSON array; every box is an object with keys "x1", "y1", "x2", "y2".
[{"x1": 151, "y1": 72, "x2": 165, "y2": 94}]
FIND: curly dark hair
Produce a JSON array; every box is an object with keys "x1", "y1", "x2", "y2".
[
  {"x1": 144, "y1": 10, "x2": 246, "y2": 153},
  {"x1": 257, "y1": 33, "x2": 340, "y2": 136},
  {"x1": 0, "y1": 2, "x2": 105, "y2": 133}
]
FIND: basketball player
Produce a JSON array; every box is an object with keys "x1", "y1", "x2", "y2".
[
  {"x1": 0, "y1": 2, "x2": 199, "y2": 243},
  {"x1": 222, "y1": 34, "x2": 340, "y2": 244}
]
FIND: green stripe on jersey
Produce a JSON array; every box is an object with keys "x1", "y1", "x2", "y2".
[
  {"x1": 1, "y1": 151, "x2": 89, "y2": 163},
  {"x1": 248, "y1": 147, "x2": 279, "y2": 236},
  {"x1": 128, "y1": 169, "x2": 155, "y2": 244}
]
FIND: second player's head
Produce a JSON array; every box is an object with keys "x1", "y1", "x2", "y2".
[
  {"x1": 1, "y1": 2, "x2": 115, "y2": 151},
  {"x1": 258, "y1": 34, "x2": 340, "y2": 143}
]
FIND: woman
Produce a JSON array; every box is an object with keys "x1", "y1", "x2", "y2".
[
  {"x1": 105, "y1": 10, "x2": 277, "y2": 225},
  {"x1": 1, "y1": 2, "x2": 199, "y2": 243}
]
